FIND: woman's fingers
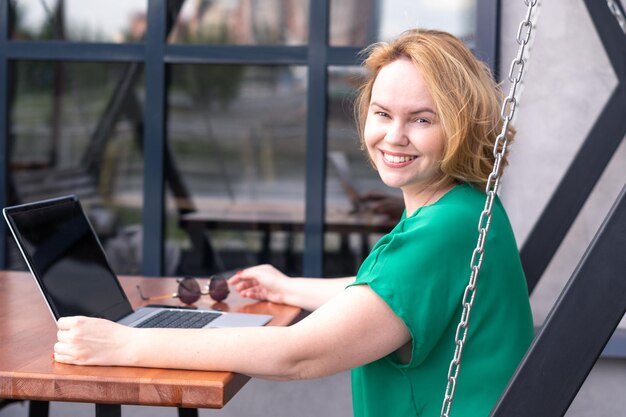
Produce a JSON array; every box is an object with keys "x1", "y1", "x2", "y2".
[
  {"x1": 228, "y1": 272, "x2": 262, "y2": 295},
  {"x1": 241, "y1": 288, "x2": 266, "y2": 300},
  {"x1": 53, "y1": 341, "x2": 69, "y2": 355},
  {"x1": 231, "y1": 279, "x2": 266, "y2": 300},
  {"x1": 56, "y1": 328, "x2": 71, "y2": 343},
  {"x1": 57, "y1": 315, "x2": 81, "y2": 330},
  {"x1": 228, "y1": 265, "x2": 283, "y2": 302},
  {"x1": 53, "y1": 339, "x2": 83, "y2": 364}
]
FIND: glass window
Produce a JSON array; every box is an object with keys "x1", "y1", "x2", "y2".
[
  {"x1": 8, "y1": 60, "x2": 145, "y2": 274},
  {"x1": 167, "y1": 0, "x2": 309, "y2": 45},
  {"x1": 166, "y1": 64, "x2": 308, "y2": 276},
  {"x1": 324, "y1": 66, "x2": 399, "y2": 276},
  {"x1": 10, "y1": 0, "x2": 147, "y2": 42},
  {"x1": 3, "y1": 0, "x2": 493, "y2": 276},
  {"x1": 330, "y1": 0, "x2": 477, "y2": 47}
]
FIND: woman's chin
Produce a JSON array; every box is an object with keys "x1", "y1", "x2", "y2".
[{"x1": 378, "y1": 176, "x2": 406, "y2": 190}]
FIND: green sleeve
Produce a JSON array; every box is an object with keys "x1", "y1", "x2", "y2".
[{"x1": 351, "y1": 203, "x2": 479, "y2": 367}]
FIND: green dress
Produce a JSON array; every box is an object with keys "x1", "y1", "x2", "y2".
[{"x1": 350, "y1": 183, "x2": 533, "y2": 417}]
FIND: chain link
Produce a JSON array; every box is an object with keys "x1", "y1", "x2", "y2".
[
  {"x1": 607, "y1": 0, "x2": 626, "y2": 35},
  {"x1": 439, "y1": 2, "x2": 540, "y2": 416},
  {"x1": 506, "y1": 1, "x2": 542, "y2": 123}
]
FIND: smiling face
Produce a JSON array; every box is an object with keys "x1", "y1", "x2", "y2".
[{"x1": 363, "y1": 57, "x2": 446, "y2": 201}]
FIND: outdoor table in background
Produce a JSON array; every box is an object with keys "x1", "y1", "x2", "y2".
[{"x1": 179, "y1": 201, "x2": 397, "y2": 271}]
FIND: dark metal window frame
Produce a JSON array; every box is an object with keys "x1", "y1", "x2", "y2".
[{"x1": 0, "y1": 0, "x2": 500, "y2": 276}]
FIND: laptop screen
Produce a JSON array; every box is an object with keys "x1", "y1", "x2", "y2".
[{"x1": 4, "y1": 196, "x2": 133, "y2": 321}]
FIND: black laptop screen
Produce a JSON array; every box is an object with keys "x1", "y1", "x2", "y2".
[{"x1": 5, "y1": 197, "x2": 133, "y2": 321}]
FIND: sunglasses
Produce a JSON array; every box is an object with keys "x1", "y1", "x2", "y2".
[{"x1": 136, "y1": 275, "x2": 230, "y2": 305}]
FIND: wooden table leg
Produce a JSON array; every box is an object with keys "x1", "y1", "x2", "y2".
[
  {"x1": 95, "y1": 404, "x2": 121, "y2": 417},
  {"x1": 28, "y1": 400, "x2": 49, "y2": 417},
  {"x1": 178, "y1": 408, "x2": 199, "y2": 417},
  {"x1": 260, "y1": 226, "x2": 272, "y2": 264}
]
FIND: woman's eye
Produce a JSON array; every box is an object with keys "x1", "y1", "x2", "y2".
[
  {"x1": 375, "y1": 111, "x2": 389, "y2": 118},
  {"x1": 414, "y1": 117, "x2": 430, "y2": 124}
]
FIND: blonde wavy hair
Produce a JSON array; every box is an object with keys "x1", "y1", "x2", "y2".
[{"x1": 355, "y1": 29, "x2": 514, "y2": 190}]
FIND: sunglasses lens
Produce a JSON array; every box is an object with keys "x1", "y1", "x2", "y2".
[
  {"x1": 178, "y1": 277, "x2": 202, "y2": 305},
  {"x1": 209, "y1": 276, "x2": 230, "y2": 302}
]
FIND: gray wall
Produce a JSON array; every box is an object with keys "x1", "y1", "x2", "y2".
[
  {"x1": 500, "y1": 0, "x2": 626, "y2": 328},
  {"x1": 500, "y1": 1, "x2": 626, "y2": 416}
]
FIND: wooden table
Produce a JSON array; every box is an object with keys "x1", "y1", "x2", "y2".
[{"x1": 0, "y1": 271, "x2": 301, "y2": 416}]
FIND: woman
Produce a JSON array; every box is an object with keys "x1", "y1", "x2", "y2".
[{"x1": 55, "y1": 29, "x2": 533, "y2": 417}]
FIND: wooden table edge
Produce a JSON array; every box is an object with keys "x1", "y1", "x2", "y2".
[{"x1": 1, "y1": 366, "x2": 251, "y2": 408}]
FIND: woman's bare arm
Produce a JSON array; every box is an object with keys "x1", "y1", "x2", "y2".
[
  {"x1": 276, "y1": 276, "x2": 356, "y2": 311},
  {"x1": 54, "y1": 284, "x2": 410, "y2": 381},
  {"x1": 229, "y1": 264, "x2": 355, "y2": 311}
]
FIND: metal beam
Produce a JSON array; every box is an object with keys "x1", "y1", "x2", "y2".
[
  {"x1": 520, "y1": 0, "x2": 626, "y2": 293},
  {"x1": 303, "y1": 0, "x2": 329, "y2": 277},
  {"x1": 141, "y1": 0, "x2": 167, "y2": 276},
  {"x1": 327, "y1": 47, "x2": 362, "y2": 66},
  {"x1": 5, "y1": 42, "x2": 143, "y2": 61},
  {"x1": 491, "y1": 183, "x2": 626, "y2": 417},
  {"x1": 476, "y1": 0, "x2": 500, "y2": 76},
  {"x1": 164, "y1": 44, "x2": 307, "y2": 65},
  {"x1": 0, "y1": 0, "x2": 8, "y2": 268}
]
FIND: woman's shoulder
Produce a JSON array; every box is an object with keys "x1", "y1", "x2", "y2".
[
  {"x1": 435, "y1": 182, "x2": 486, "y2": 211},
  {"x1": 403, "y1": 184, "x2": 483, "y2": 230},
  {"x1": 369, "y1": 184, "x2": 515, "y2": 262}
]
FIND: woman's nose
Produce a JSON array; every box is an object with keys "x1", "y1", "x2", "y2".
[{"x1": 384, "y1": 122, "x2": 409, "y2": 146}]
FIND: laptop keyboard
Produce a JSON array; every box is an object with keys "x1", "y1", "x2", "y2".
[{"x1": 136, "y1": 310, "x2": 221, "y2": 329}]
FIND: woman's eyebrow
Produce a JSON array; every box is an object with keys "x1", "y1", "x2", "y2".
[
  {"x1": 370, "y1": 101, "x2": 437, "y2": 116},
  {"x1": 369, "y1": 101, "x2": 387, "y2": 110},
  {"x1": 410, "y1": 108, "x2": 437, "y2": 115}
]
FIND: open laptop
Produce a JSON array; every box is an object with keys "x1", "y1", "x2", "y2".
[{"x1": 3, "y1": 195, "x2": 272, "y2": 328}]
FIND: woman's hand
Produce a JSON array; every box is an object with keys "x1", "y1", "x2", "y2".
[
  {"x1": 228, "y1": 264, "x2": 289, "y2": 304},
  {"x1": 54, "y1": 316, "x2": 134, "y2": 366}
]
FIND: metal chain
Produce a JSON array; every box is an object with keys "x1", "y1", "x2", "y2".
[
  {"x1": 507, "y1": 1, "x2": 541, "y2": 120},
  {"x1": 439, "y1": 1, "x2": 540, "y2": 416},
  {"x1": 607, "y1": 0, "x2": 626, "y2": 35}
]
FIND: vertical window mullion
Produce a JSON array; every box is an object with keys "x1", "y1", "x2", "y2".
[
  {"x1": 303, "y1": 0, "x2": 330, "y2": 277},
  {"x1": 0, "y1": 0, "x2": 9, "y2": 269},
  {"x1": 476, "y1": 0, "x2": 500, "y2": 76},
  {"x1": 142, "y1": 0, "x2": 167, "y2": 276}
]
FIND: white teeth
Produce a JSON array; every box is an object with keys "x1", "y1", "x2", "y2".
[{"x1": 383, "y1": 153, "x2": 416, "y2": 163}]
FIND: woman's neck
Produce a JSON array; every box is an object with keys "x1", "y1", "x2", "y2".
[{"x1": 403, "y1": 181, "x2": 457, "y2": 216}]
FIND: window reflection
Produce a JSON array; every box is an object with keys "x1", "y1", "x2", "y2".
[
  {"x1": 5, "y1": 0, "x2": 484, "y2": 278},
  {"x1": 168, "y1": 0, "x2": 309, "y2": 45},
  {"x1": 330, "y1": 0, "x2": 477, "y2": 46},
  {"x1": 166, "y1": 64, "x2": 307, "y2": 276},
  {"x1": 8, "y1": 61, "x2": 145, "y2": 274},
  {"x1": 10, "y1": 0, "x2": 147, "y2": 42}
]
